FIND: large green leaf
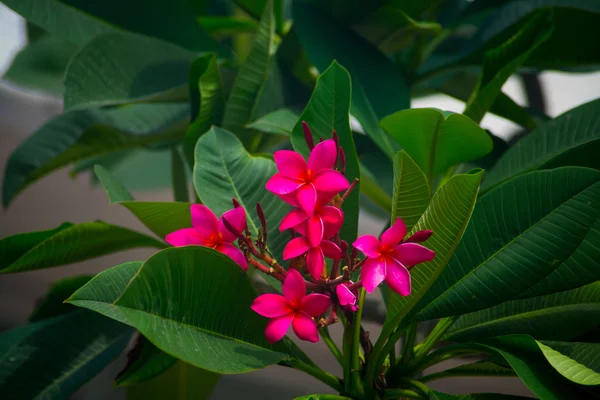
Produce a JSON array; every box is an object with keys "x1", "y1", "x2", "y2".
[
  {"x1": 421, "y1": 361, "x2": 516, "y2": 384},
  {"x1": 380, "y1": 109, "x2": 492, "y2": 183},
  {"x1": 391, "y1": 151, "x2": 430, "y2": 232},
  {"x1": 247, "y1": 108, "x2": 299, "y2": 136},
  {"x1": 484, "y1": 98, "x2": 600, "y2": 191},
  {"x1": 538, "y1": 341, "x2": 600, "y2": 386},
  {"x1": 415, "y1": 167, "x2": 600, "y2": 321},
  {"x1": 29, "y1": 275, "x2": 93, "y2": 322},
  {"x1": 0, "y1": 222, "x2": 163, "y2": 274},
  {"x1": 294, "y1": 1, "x2": 407, "y2": 159},
  {"x1": 429, "y1": 392, "x2": 531, "y2": 400},
  {"x1": 2, "y1": 103, "x2": 189, "y2": 207},
  {"x1": 198, "y1": 16, "x2": 259, "y2": 37},
  {"x1": 290, "y1": 61, "x2": 361, "y2": 244},
  {"x1": 64, "y1": 33, "x2": 195, "y2": 110},
  {"x1": 386, "y1": 170, "x2": 483, "y2": 322},
  {"x1": 446, "y1": 283, "x2": 600, "y2": 342},
  {"x1": 116, "y1": 338, "x2": 177, "y2": 386},
  {"x1": 0, "y1": 310, "x2": 133, "y2": 399},
  {"x1": 69, "y1": 247, "x2": 308, "y2": 374}
]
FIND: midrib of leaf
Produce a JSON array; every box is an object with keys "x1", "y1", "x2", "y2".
[
  {"x1": 537, "y1": 342, "x2": 600, "y2": 386},
  {"x1": 427, "y1": 116, "x2": 442, "y2": 185}
]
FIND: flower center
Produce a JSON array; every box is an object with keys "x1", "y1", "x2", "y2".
[{"x1": 206, "y1": 233, "x2": 222, "y2": 248}]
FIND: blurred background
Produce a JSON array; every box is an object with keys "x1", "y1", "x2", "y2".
[{"x1": 1, "y1": 3, "x2": 599, "y2": 399}]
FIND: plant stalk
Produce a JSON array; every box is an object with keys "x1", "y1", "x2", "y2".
[
  {"x1": 413, "y1": 316, "x2": 458, "y2": 362},
  {"x1": 286, "y1": 359, "x2": 343, "y2": 392},
  {"x1": 320, "y1": 326, "x2": 344, "y2": 365},
  {"x1": 350, "y1": 288, "x2": 367, "y2": 395}
]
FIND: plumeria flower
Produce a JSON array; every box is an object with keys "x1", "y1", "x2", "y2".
[
  {"x1": 336, "y1": 282, "x2": 358, "y2": 312},
  {"x1": 165, "y1": 205, "x2": 248, "y2": 270},
  {"x1": 353, "y1": 218, "x2": 435, "y2": 295},
  {"x1": 283, "y1": 237, "x2": 342, "y2": 280},
  {"x1": 251, "y1": 269, "x2": 330, "y2": 343},
  {"x1": 266, "y1": 139, "x2": 349, "y2": 216},
  {"x1": 280, "y1": 204, "x2": 343, "y2": 247}
]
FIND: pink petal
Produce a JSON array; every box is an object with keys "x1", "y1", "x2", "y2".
[
  {"x1": 353, "y1": 235, "x2": 381, "y2": 258},
  {"x1": 251, "y1": 294, "x2": 292, "y2": 317},
  {"x1": 307, "y1": 216, "x2": 324, "y2": 247},
  {"x1": 292, "y1": 312, "x2": 319, "y2": 343},
  {"x1": 274, "y1": 150, "x2": 307, "y2": 178},
  {"x1": 283, "y1": 237, "x2": 310, "y2": 259},
  {"x1": 265, "y1": 313, "x2": 294, "y2": 344},
  {"x1": 278, "y1": 192, "x2": 299, "y2": 207},
  {"x1": 306, "y1": 247, "x2": 325, "y2": 280},
  {"x1": 296, "y1": 183, "x2": 317, "y2": 216},
  {"x1": 385, "y1": 261, "x2": 411, "y2": 297},
  {"x1": 321, "y1": 206, "x2": 344, "y2": 239},
  {"x1": 307, "y1": 139, "x2": 337, "y2": 173},
  {"x1": 266, "y1": 174, "x2": 304, "y2": 195},
  {"x1": 216, "y1": 243, "x2": 248, "y2": 271},
  {"x1": 336, "y1": 284, "x2": 357, "y2": 307},
  {"x1": 190, "y1": 204, "x2": 219, "y2": 239},
  {"x1": 381, "y1": 218, "x2": 407, "y2": 246},
  {"x1": 165, "y1": 228, "x2": 207, "y2": 247},
  {"x1": 392, "y1": 243, "x2": 435, "y2": 267},
  {"x1": 406, "y1": 230, "x2": 433, "y2": 243},
  {"x1": 280, "y1": 209, "x2": 308, "y2": 232},
  {"x1": 313, "y1": 170, "x2": 350, "y2": 194},
  {"x1": 320, "y1": 240, "x2": 342, "y2": 259},
  {"x1": 360, "y1": 257, "x2": 387, "y2": 293},
  {"x1": 300, "y1": 293, "x2": 330, "y2": 317},
  {"x1": 283, "y1": 268, "x2": 306, "y2": 304},
  {"x1": 219, "y1": 206, "x2": 247, "y2": 242}
]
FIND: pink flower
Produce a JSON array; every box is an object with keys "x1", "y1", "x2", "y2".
[
  {"x1": 336, "y1": 282, "x2": 358, "y2": 312},
  {"x1": 283, "y1": 237, "x2": 342, "y2": 280},
  {"x1": 165, "y1": 205, "x2": 248, "y2": 270},
  {"x1": 353, "y1": 218, "x2": 435, "y2": 295},
  {"x1": 265, "y1": 140, "x2": 349, "y2": 216},
  {"x1": 280, "y1": 205, "x2": 343, "y2": 247},
  {"x1": 251, "y1": 269, "x2": 330, "y2": 343}
]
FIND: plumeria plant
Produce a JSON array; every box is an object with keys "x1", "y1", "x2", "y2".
[{"x1": 2, "y1": 0, "x2": 600, "y2": 399}]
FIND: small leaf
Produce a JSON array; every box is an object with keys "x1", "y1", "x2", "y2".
[
  {"x1": 537, "y1": 341, "x2": 600, "y2": 386},
  {"x1": 391, "y1": 151, "x2": 430, "y2": 231},
  {"x1": 29, "y1": 275, "x2": 93, "y2": 322},
  {"x1": 247, "y1": 108, "x2": 299, "y2": 136}
]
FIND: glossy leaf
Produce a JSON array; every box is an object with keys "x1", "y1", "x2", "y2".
[
  {"x1": 64, "y1": 33, "x2": 195, "y2": 110},
  {"x1": 290, "y1": 61, "x2": 360, "y2": 244},
  {"x1": 415, "y1": 167, "x2": 600, "y2": 321},
  {"x1": 381, "y1": 109, "x2": 492, "y2": 186},
  {"x1": 69, "y1": 247, "x2": 309, "y2": 374},
  {"x1": 484, "y1": 98, "x2": 600, "y2": 191},
  {"x1": 446, "y1": 283, "x2": 600, "y2": 342},
  {"x1": 0, "y1": 222, "x2": 164, "y2": 274},
  {"x1": 0, "y1": 310, "x2": 133, "y2": 399},
  {"x1": 2, "y1": 104, "x2": 189, "y2": 207},
  {"x1": 198, "y1": 16, "x2": 259, "y2": 37},
  {"x1": 391, "y1": 151, "x2": 430, "y2": 232},
  {"x1": 538, "y1": 341, "x2": 600, "y2": 386},
  {"x1": 421, "y1": 361, "x2": 515, "y2": 384},
  {"x1": 429, "y1": 391, "x2": 531, "y2": 400},
  {"x1": 247, "y1": 108, "x2": 299, "y2": 136},
  {"x1": 116, "y1": 337, "x2": 177, "y2": 386},
  {"x1": 29, "y1": 275, "x2": 93, "y2": 322}
]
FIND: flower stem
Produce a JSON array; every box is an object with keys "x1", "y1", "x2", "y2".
[
  {"x1": 412, "y1": 316, "x2": 457, "y2": 362},
  {"x1": 320, "y1": 326, "x2": 344, "y2": 365},
  {"x1": 398, "y1": 322, "x2": 417, "y2": 365},
  {"x1": 286, "y1": 359, "x2": 342, "y2": 392},
  {"x1": 350, "y1": 288, "x2": 366, "y2": 395}
]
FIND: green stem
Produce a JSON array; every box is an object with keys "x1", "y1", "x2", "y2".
[
  {"x1": 351, "y1": 289, "x2": 367, "y2": 395},
  {"x1": 413, "y1": 316, "x2": 458, "y2": 362},
  {"x1": 399, "y1": 323, "x2": 417, "y2": 365},
  {"x1": 409, "y1": 344, "x2": 488, "y2": 375},
  {"x1": 170, "y1": 148, "x2": 189, "y2": 202},
  {"x1": 286, "y1": 359, "x2": 343, "y2": 392},
  {"x1": 342, "y1": 312, "x2": 353, "y2": 393},
  {"x1": 419, "y1": 368, "x2": 516, "y2": 384},
  {"x1": 320, "y1": 326, "x2": 344, "y2": 365},
  {"x1": 383, "y1": 389, "x2": 426, "y2": 400}
]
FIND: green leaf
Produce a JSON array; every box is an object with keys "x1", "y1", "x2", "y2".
[
  {"x1": 94, "y1": 165, "x2": 192, "y2": 239},
  {"x1": 484, "y1": 98, "x2": 600, "y2": 192},
  {"x1": 421, "y1": 361, "x2": 516, "y2": 384},
  {"x1": 538, "y1": 341, "x2": 600, "y2": 386},
  {"x1": 446, "y1": 283, "x2": 600, "y2": 342},
  {"x1": 69, "y1": 247, "x2": 308, "y2": 374},
  {"x1": 2, "y1": 104, "x2": 189, "y2": 207},
  {"x1": 29, "y1": 275, "x2": 93, "y2": 322},
  {"x1": 386, "y1": 170, "x2": 483, "y2": 323},
  {"x1": 0, "y1": 310, "x2": 133, "y2": 399},
  {"x1": 222, "y1": 0, "x2": 275, "y2": 146},
  {"x1": 463, "y1": 11, "x2": 554, "y2": 124},
  {"x1": 64, "y1": 33, "x2": 195, "y2": 110},
  {"x1": 0, "y1": 222, "x2": 164, "y2": 274},
  {"x1": 116, "y1": 337, "x2": 177, "y2": 386},
  {"x1": 290, "y1": 61, "x2": 361, "y2": 244},
  {"x1": 429, "y1": 391, "x2": 531, "y2": 400},
  {"x1": 391, "y1": 151, "x2": 430, "y2": 232},
  {"x1": 381, "y1": 108, "x2": 492, "y2": 187},
  {"x1": 415, "y1": 167, "x2": 600, "y2": 321},
  {"x1": 234, "y1": 0, "x2": 284, "y2": 33},
  {"x1": 125, "y1": 360, "x2": 220, "y2": 400},
  {"x1": 198, "y1": 16, "x2": 259, "y2": 37},
  {"x1": 247, "y1": 108, "x2": 300, "y2": 136},
  {"x1": 171, "y1": 148, "x2": 189, "y2": 202},
  {"x1": 294, "y1": 1, "x2": 407, "y2": 159},
  {"x1": 294, "y1": 395, "x2": 354, "y2": 400}
]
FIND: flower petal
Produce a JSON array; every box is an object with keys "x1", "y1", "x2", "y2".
[
  {"x1": 321, "y1": 206, "x2": 344, "y2": 239},
  {"x1": 353, "y1": 235, "x2": 381, "y2": 258},
  {"x1": 406, "y1": 230, "x2": 433, "y2": 243},
  {"x1": 292, "y1": 313, "x2": 319, "y2": 343},
  {"x1": 320, "y1": 240, "x2": 342, "y2": 259},
  {"x1": 219, "y1": 206, "x2": 247, "y2": 242},
  {"x1": 251, "y1": 294, "x2": 292, "y2": 317},
  {"x1": 190, "y1": 204, "x2": 219, "y2": 238},
  {"x1": 283, "y1": 237, "x2": 310, "y2": 259},
  {"x1": 392, "y1": 243, "x2": 435, "y2": 267},
  {"x1": 278, "y1": 192, "x2": 300, "y2": 207},
  {"x1": 306, "y1": 247, "x2": 325, "y2": 280},
  {"x1": 300, "y1": 293, "x2": 331, "y2": 317},
  {"x1": 266, "y1": 174, "x2": 304, "y2": 195},
  {"x1": 283, "y1": 268, "x2": 306, "y2": 303},
  {"x1": 336, "y1": 284, "x2": 357, "y2": 308},
  {"x1": 216, "y1": 243, "x2": 248, "y2": 271},
  {"x1": 274, "y1": 150, "x2": 307, "y2": 178},
  {"x1": 381, "y1": 218, "x2": 407, "y2": 246},
  {"x1": 313, "y1": 170, "x2": 350, "y2": 194},
  {"x1": 296, "y1": 183, "x2": 317, "y2": 216},
  {"x1": 307, "y1": 216, "x2": 324, "y2": 247},
  {"x1": 308, "y1": 139, "x2": 337, "y2": 173},
  {"x1": 280, "y1": 209, "x2": 308, "y2": 232},
  {"x1": 165, "y1": 228, "x2": 207, "y2": 247},
  {"x1": 360, "y1": 257, "x2": 387, "y2": 293},
  {"x1": 265, "y1": 313, "x2": 294, "y2": 344},
  {"x1": 386, "y1": 261, "x2": 411, "y2": 297}
]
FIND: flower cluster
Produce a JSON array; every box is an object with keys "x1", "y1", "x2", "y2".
[{"x1": 165, "y1": 122, "x2": 435, "y2": 344}]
